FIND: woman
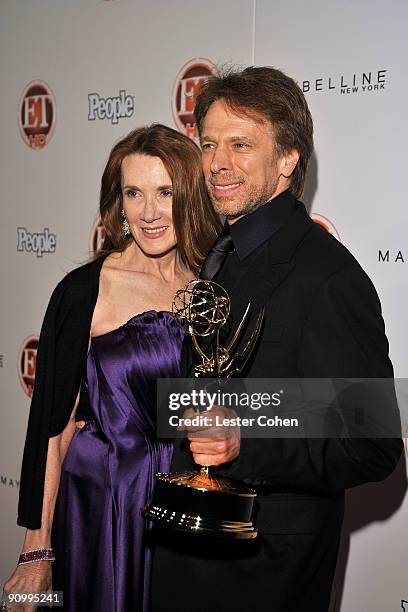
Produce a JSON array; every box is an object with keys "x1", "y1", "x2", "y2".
[{"x1": 4, "y1": 124, "x2": 221, "y2": 611}]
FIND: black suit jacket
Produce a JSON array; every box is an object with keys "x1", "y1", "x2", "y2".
[{"x1": 151, "y1": 202, "x2": 403, "y2": 612}]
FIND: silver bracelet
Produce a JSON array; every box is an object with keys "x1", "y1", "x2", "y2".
[{"x1": 18, "y1": 548, "x2": 55, "y2": 565}]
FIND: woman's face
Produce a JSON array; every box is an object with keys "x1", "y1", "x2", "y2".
[{"x1": 121, "y1": 154, "x2": 176, "y2": 256}]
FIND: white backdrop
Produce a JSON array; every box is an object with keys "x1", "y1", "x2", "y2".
[{"x1": 0, "y1": 1, "x2": 407, "y2": 610}]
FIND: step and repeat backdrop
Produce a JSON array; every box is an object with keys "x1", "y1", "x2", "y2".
[{"x1": 0, "y1": 1, "x2": 407, "y2": 610}]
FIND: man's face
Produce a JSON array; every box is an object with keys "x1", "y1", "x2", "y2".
[{"x1": 200, "y1": 99, "x2": 291, "y2": 222}]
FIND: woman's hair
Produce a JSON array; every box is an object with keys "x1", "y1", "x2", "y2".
[{"x1": 98, "y1": 123, "x2": 221, "y2": 273}]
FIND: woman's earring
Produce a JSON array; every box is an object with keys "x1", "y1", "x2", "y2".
[{"x1": 122, "y1": 209, "x2": 130, "y2": 236}]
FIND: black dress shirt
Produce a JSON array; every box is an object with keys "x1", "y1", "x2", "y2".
[{"x1": 216, "y1": 189, "x2": 296, "y2": 291}]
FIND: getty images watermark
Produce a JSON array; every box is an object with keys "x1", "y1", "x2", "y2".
[
  {"x1": 167, "y1": 388, "x2": 299, "y2": 430},
  {"x1": 157, "y1": 378, "x2": 406, "y2": 439}
]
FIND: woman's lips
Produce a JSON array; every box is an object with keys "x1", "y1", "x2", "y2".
[{"x1": 141, "y1": 226, "x2": 169, "y2": 239}]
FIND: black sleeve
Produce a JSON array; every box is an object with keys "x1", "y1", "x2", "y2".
[
  {"x1": 218, "y1": 266, "x2": 403, "y2": 493},
  {"x1": 17, "y1": 273, "x2": 92, "y2": 529}
]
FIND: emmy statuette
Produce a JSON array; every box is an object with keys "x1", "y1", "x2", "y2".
[{"x1": 143, "y1": 280, "x2": 264, "y2": 539}]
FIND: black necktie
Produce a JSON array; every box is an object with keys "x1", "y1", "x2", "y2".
[{"x1": 200, "y1": 226, "x2": 234, "y2": 280}]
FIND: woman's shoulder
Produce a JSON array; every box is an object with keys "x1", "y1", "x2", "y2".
[
  {"x1": 59, "y1": 255, "x2": 105, "y2": 288},
  {"x1": 48, "y1": 255, "x2": 107, "y2": 311}
]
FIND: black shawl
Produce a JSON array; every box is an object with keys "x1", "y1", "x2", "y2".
[{"x1": 18, "y1": 255, "x2": 107, "y2": 529}]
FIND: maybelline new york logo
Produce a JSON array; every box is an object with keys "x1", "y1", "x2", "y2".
[
  {"x1": 0, "y1": 474, "x2": 20, "y2": 489},
  {"x1": 378, "y1": 249, "x2": 405, "y2": 263},
  {"x1": 302, "y1": 69, "x2": 387, "y2": 95},
  {"x1": 17, "y1": 227, "x2": 56, "y2": 257},
  {"x1": 88, "y1": 90, "x2": 134, "y2": 124}
]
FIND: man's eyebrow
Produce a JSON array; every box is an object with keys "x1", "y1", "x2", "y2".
[
  {"x1": 200, "y1": 135, "x2": 254, "y2": 143},
  {"x1": 229, "y1": 136, "x2": 254, "y2": 143}
]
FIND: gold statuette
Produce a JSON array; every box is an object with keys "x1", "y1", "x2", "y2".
[{"x1": 143, "y1": 280, "x2": 264, "y2": 539}]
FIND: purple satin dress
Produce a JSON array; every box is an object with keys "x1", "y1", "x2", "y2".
[{"x1": 51, "y1": 311, "x2": 185, "y2": 612}]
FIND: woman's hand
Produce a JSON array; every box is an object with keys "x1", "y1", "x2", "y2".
[
  {"x1": 4, "y1": 388, "x2": 79, "y2": 611},
  {"x1": 2, "y1": 561, "x2": 52, "y2": 611}
]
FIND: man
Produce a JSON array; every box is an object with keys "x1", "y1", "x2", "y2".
[{"x1": 151, "y1": 67, "x2": 403, "y2": 612}]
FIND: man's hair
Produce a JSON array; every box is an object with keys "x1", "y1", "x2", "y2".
[{"x1": 195, "y1": 66, "x2": 314, "y2": 199}]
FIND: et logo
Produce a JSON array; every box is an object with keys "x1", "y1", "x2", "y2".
[
  {"x1": 18, "y1": 335, "x2": 39, "y2": 398},
  {"x1": 18, "y1": 80, "x2": 56, "y2": 150},
  {"x1": 172, "y1": 58, "x2": 215, "y2": 142}
]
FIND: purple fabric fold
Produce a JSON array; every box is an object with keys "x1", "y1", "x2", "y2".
[{"x1": 51, "y1": 311, "x2": 185, "y2": 611}]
